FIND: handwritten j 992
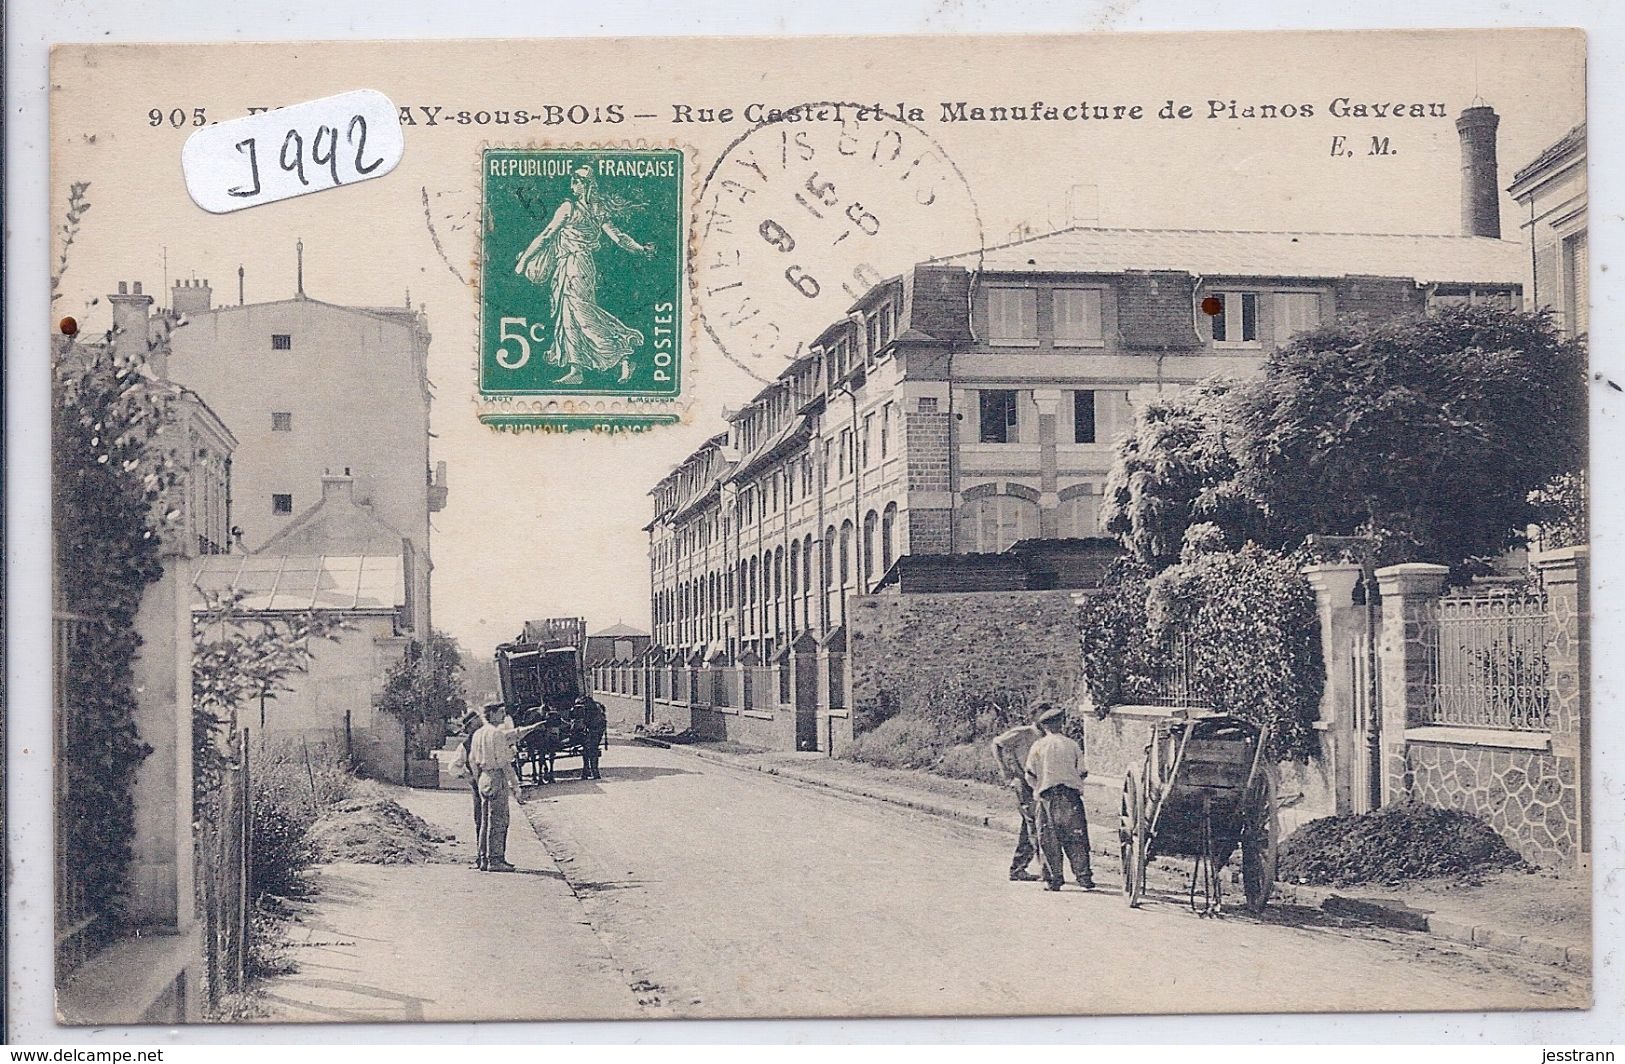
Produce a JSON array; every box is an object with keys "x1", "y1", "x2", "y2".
[{"x1": 181, "y1": 89, "x2": 404, "y2": 214}]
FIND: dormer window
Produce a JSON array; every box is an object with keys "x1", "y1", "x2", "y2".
[
  {"x1": 988, "y1": 288, "x2": 1039, "y2": 346},
  {"x1": 1210, "y1": 292, "x2": 1259, "y2": 346},
  {"x1": 1053, "y1": 289, "x2": 1104, "y2": 346}
]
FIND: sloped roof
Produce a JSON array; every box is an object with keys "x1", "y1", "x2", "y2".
[
  {"x1": 260, "y1": 480, "x2": 408, "y2": 556},
  {"x1": 934, "y1": 226, "x2": 1524, "y2": 287},
  {"x1": 1510, "y1": 122, "x2": 1586, "y2": 188},
  {"x1": 193, "y1": 553, "x2": 404, "y2": 612},
  {"x1": 591, "y1": 622, "x2": 649, "y2": 638}
]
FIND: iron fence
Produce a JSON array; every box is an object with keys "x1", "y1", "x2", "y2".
[
  {"x1": 1143, "y1": 631, "x2": 1206, "y2": 710},
  {"x1": 196, "y1": 728, "x2": 252, "y2": 1012},
  {"x1": 1429, "y1": 587, "x2": 1552, "y2": 731}
]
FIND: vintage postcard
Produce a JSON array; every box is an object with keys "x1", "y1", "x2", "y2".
[{"x1": 48, "y1": 30, "x2": 1590, "y2": 1025}]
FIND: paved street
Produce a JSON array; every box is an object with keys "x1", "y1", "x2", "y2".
[
  {"x1": 517, "y1": 742, "x2": 1586, "y2": 1020},
  {"x1": 259, "y1": 742, "x2": 1585, "y2": 1023}
]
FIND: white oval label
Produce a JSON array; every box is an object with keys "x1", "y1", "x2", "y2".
[{"x1": 181, "y1": 89, "x2": 403, "y2": 213}]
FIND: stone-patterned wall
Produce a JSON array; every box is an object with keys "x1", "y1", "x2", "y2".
[
  {"x1": 1406, "y1": 741, "x2": 1575, "y2": 867},
  {"x1": 847, "y1": 589, "x2": 1082, "y2": 724},
  {"x1": 1374, "y1": 549, "x2": 1589, "y2": 869}
]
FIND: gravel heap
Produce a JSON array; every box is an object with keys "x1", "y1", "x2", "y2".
[
  {"x1": 1278, "y1": 801, "x2": 1528, "y2": 887},
  {"x1": 310, "y1": 794, "x2": 456, "y2": 865}
]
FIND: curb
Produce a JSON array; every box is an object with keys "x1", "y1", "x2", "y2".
[
  {"x1": 648, "y1": 739, "x2": 1589, "y2": 977},
  {"x1": 1277, "y1": 884, "x2": 1588, "y2": 975}
]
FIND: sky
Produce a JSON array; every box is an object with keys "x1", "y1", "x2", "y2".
[{"x1": 49, "y1": 30, "x2": 1586, "y2": 659}]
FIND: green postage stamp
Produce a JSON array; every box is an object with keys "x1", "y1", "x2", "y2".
[{"x1": 479, "y1": 147, "x2": 686, "y2": 430}]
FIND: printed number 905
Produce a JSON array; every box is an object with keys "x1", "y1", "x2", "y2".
[
  {"x1": 150, "y1": 108, "x2": 208, "y2": 128},
  {"x1": 495, "y1": 317, "x2": 552, "y2": 370}
]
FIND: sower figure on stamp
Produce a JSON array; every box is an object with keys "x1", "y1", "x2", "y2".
[
  {"x1": 468, "y1": 702, "x2": 543, "y2": 872},
  {"x1": 514, "y1": 166, "x2": 655, "y2": 385},
  {"x1": 989, "y1": 709, "x2": 1046, "y2": 881},
  {"x1": 1024, "y1": 703, "x2": 1096, "y2": 892},
  {"x1": 578, "y1": 696, "x2": 607, "y2": 780}
]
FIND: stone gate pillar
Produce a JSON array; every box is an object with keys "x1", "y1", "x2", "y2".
[
  {"x1": 1373, "y1": 563, "x2": 1450, "y2": 806},
  {"x1": 1303, "y1": 563, "x2": 1365, "y2": 813},
  {"x1": 1532, "y1": 545, "x2": 1589, "y2": 869}
]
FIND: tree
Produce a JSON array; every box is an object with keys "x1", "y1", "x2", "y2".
[
  {"x1": 375, "y1": 630, "x2": 469, "y2": 758},
  {"x1": 1225, "y1": 304, "x2": 1585, "y2": 566},
  {"x1": 1101, "y1": 381, "x2": 1261, "y2": 570}
]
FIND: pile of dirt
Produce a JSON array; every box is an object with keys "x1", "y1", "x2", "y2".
[
  {"x1": 310, "y1": 795, "x2": 456, "y2": 865},
  {"x1": 1278, "y1": 801, "x2": 1528, "y2": 887}
]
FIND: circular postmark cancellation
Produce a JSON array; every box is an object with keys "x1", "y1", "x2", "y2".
[{"x1": 695, "y1": 102, "x2": 985, "y2": 379}]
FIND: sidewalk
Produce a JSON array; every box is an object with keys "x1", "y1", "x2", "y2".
[
  {"x1": 256, "y1": 785, "x2": 643, "y2": 1022},
  {"x1": 638, "y1": 735, "x2": 1590, "y2": 975}
]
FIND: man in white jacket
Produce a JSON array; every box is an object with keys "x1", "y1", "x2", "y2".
[{"x1": 467, "y1": 702, "x2": 543, "y2": 872}]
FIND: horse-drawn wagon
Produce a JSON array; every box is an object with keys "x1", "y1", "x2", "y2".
[{"x1": 494, "y1": 621, "x2": 607, "y2": 783}]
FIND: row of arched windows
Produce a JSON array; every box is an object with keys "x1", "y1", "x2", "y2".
[{"x1": 654, "y1": 501, "x2": 902, "y2": 647}]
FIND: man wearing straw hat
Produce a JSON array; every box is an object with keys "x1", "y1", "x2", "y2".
[{"x1": 1024, "y1": 702, "x2": 1096, "y2": 892}]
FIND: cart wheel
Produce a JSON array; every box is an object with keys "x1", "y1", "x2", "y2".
[
  {"x1": 1241, "y1": 766, "x2": 1279, "y2": 913},
  {"x1": 1119, "y1": 772, "x2": 1145, "y2": 908}
]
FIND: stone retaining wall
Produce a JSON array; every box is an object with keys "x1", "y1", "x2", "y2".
[
  {"x1": 1405, "y1": 737, "x2": 1574, "y2": 867},
  {"x1": 847, "y1": 588, "x2": 1082, "y2": 726}
]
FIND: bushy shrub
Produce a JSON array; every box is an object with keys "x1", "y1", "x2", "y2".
[
  {"x1": 52, "y1": 182, "x2": 177, "y2": 927},
  {"x1": 250, "y1": 741, "x2": 354, "y2": 899},
  {"x1": 1146, "y1": 543, "x2": 1324, "y2": 762},
  {"x1": 375, "y1": 631, "x2": 469, "y2": 757},
  {"x1": 1226, "y1": 303, "x2": 1586, "y2": 566},
  {"x1": 1078, "y1": 557, "x2": 1161, "y2": 714},
  {"x1": 1101, "y1": 382, "x2": 1264, "y2": 569},
  {"x1": 845, "y1": 716, "x2": 950, "y2": 771},
  {"x1": 1079, "y1": 542, "x2": 1323, "y2": 762},
  {"x1": 1278, "y1": 801, "x2": 1527, "y2": 886}
]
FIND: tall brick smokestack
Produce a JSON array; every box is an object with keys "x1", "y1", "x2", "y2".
[{"x1": 1457, "y1": 104, "x2": 1502, "y2": 238}]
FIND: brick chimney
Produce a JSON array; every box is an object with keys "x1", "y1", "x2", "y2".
[
  {"x1": 171, "y1": 277, "x2": 213, "y2": 317},
  {"x1": 1457, "y1": 104, "x2": 1502, "y2": 238},
  {"x1": 108, "y1": 280, "x2": 155, "y2": 362}
]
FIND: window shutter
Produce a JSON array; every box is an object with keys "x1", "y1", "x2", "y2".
[
  {"x1": 1274, "y1": 292, "x2": 1321, "y2": 340},
  {"x1": 1054, "y1": 289, "x2": 1102, "y2": 343}
]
